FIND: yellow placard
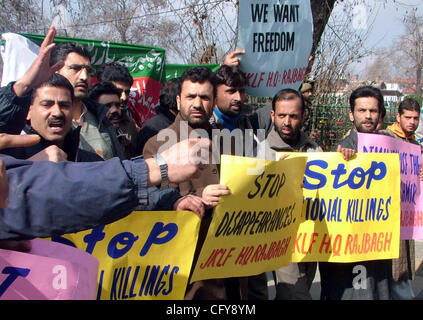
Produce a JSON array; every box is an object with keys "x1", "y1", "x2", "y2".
[
  {"x1": 277, "y1": 152, "x2": 401, "y2": 263},
  {"x1": 191, "y1": 154, "x2": 307, "y2": 282},
  {"x1": 51, "y1": 210, "x2": 200, "y2": 300}
]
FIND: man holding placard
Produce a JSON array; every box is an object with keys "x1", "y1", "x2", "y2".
[
  {"x1": 259, "y1": 88, "x2": 322, "y2": 299},
  {"x1": 330, "y1": 86, "x2": 391, "y2": 300},
  {"x1": 379, "y1": 97, "x2": 421, "y2": 300}
]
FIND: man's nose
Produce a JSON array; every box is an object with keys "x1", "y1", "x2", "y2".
[
  {"x1": 121, "y1": 92, "x2": 129, "y2": 105},
  {"x1": 79, "y1": 67, "x2": 88, "y2": 81},
  {"x1": 110, "y1": 104, "x2": 121, "y2": 115},
  {"x1": 192, "y1": 96, "x2": 203, "y2": 108},
  {"x1": 50, "y1": 103, "x2": 63, "y2": 116},
  {"x1": 282, "y1": 116, "x2": 291, "y2": 126}
]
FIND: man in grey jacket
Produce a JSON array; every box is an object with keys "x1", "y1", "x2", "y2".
[{"x1": 259, "y1": 88, "x2": 321, "y2": 300}]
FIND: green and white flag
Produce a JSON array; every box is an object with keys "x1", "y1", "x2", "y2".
[{"x1": 1, "y1": 32, "x2": 166, "y2": 127}]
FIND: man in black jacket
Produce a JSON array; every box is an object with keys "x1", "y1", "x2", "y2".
[
  {"x1": 0, "y1": 73, "x2": 102, "y2": 162},
  {"x1": 135, "y1": 77, "x2": 181, "y2": 155}
]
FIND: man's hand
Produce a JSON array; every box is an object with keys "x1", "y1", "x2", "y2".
[
  {"x1": 337, "y1": 144, "x2": 356, "y2": 161},
  {"x1": 173, "y1": 194, "x2": 205, "y2": 218},
  {"x1": 223, "y1": 49, "x2": 245, "y2": 67},
  {"x1": 0, "y1": 133, "x2": 40, "y2": 150},
  {"x1": 12, "y1": 25, "x2": 64, "y2": 97},
  {"x1": 419, "y1": 165, "x2": 423, "y2": 181},
  {"x1": 27, "y1": 145, "x2": 68, "y2": 162},
  {"x1": 202, "y1": 184, "x2": 231, "y2": 209},
  {"x1": 146, "y1": 138, "x2": 211, "y2": 187}
]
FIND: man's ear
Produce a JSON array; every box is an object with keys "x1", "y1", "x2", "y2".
[
  {"x1": 396, "y1": 112, "x2": 401, "y2": 123},
  {"x1": 270, "y1": 110, "x2": 275, "y2": 123},
  {"x1": 349, "y1": 110, "x2": 354, "y2": 122},
  {"x1": 176, "y1": 95, "x2": 181, "y2": 111}
]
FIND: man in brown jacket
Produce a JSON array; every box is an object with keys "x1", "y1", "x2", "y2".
[{"x1": 143, "y1": 67, "x2": 243, "y2": 300}]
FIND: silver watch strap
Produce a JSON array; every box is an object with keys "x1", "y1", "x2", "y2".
[{"x1": 153, "y1": 153, "x2": 168, "y2": 190}]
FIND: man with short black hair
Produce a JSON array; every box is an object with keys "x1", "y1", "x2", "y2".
[
  {"x1": 260, "y1": 88, "x2": 321, "y2": 300},
  {"x1": 97, "y1": 62, "x2": 139, "y2": 158},
  {"x1": 380, "y1": 97, "x2": 421, "y2": 300},
  {"x1": 325, "y1": 85, "x2": 392, "y2": 300},
  {"x1": 143, "y1": 66, "x2": 239, "y2": 300},
  {"x1": 135, "y1": 77, "x2": 181, "y2": 155},
  {"x1": 50, "y1": 39, "x2": 124, "y2": 160},
  {"x1": 0, "y1": 71, "x2": 102, "y2": 162}
]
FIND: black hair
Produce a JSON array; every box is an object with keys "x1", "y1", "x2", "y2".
[
  {"x1": 272, "y1": 88, "x2": 305, "y2": 113},
  {"x1": 349, "y1": 86, "x2": 384, "y2": 113},
  {"x1": 160, "y1": 78, "x2": 182, "y2": 111},
  {"x1": 398, "y1": 97, "x2": 421, "y2": 115},
  {"x1": 212, "y1": 65, "x2": 246, "y2": 88},
  {"x1": 30, "y1": 73, "x2": 74, "y2": 104},
  {"x1": 180, "y1": 66, "x2": 216, "y2": 97},
  {"x1": 50, "y1": 42, "x2": 91, "y2": 67},
  {"x1": 88, "y1": 81, "x2": 122, "y2": 102},
  {"x1": 97, "y1": 62, "x2": 134, "y2": 87}
]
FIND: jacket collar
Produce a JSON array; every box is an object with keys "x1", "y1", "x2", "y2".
[{"x1": 266, "y1": 128, "x2": 316, "y2": 151}]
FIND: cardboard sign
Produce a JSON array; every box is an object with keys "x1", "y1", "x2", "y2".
[
  {"x1": 277, "y1": 152, "x2": 401, "y2": 263},
  {"x1": 238, "y1": 0, "x2": 313, "y2": 97},
  {"x1": 0, "y1": 239, "x2": 99, "y2": 300},
  {"x1": 358, "y1": 132, "x2": 423, "y2": 240},
  {"x1": 53, "y1": 211, "x2": 200, "y2": 300},
  {"x1": 191, "y1": 155, "x2": 306, "y2": 282}
]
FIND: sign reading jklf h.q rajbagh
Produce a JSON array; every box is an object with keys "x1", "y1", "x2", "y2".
[{"x1": 237, "y1": 0, "x2": 313, "y2": 98}]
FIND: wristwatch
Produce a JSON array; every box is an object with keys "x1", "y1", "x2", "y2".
[{"x1": 153, "y1": 153, "x2": 169, "y2": 190}]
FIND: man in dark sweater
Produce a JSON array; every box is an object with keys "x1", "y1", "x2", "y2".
[{"x1": 135, "y1": 77, "x2": 181, "y2": 155}]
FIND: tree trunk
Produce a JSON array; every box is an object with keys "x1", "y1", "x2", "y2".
[
  {"x1": 307, "y1": 0, "x2": 336, "y2": 77},
  {"x1": 416, "y1": 62, "x2": 422, "y2": 96}
]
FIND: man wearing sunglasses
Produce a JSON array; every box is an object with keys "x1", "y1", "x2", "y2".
[{"x1": 87, "y1": 81, "x2": 137, "y2": 159}]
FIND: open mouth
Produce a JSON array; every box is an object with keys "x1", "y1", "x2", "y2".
[{"x1": 48, "y1": 119, "x2": 65, "y2": 133}]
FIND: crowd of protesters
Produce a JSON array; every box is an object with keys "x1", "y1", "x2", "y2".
[{"x1": 0, "y1": 25, "x2": 422, "y2": 300}]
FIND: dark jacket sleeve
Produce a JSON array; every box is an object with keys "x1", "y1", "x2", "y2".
[
  {"x1": 0, "y1": 155, "x2": 151, "y2": 240},
  {"x1": 339, "y1": 129, "x2": 358, "y2": 151},
  {"x1": 0, "y1": 82, "x2": 32, "y2": 134}
]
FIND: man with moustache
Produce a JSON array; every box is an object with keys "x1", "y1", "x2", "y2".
[
  {"x1": 49, "y1": 41, "x2": 124, "y2": 160},
  {"x1": 210, "y1": 64, "x2": 268, "y2": 300},
  {"x1": 142, "y1": 67, "x2": 245, "y2": 300},
  {"x1": 97, "y1": 62, "x2": 139, "y2": 158},
  {"x1": 259, "y1": 88, "x2": 321, "y2": 300},
  {"x1": 0, "y1": 72, "x2": 102, "y2": 162},
  {"x1": 87, "y1": 81, "x2": 134, "y2": 159},
  {"x1": 325, "y1": 85, "x2": 392, "y2": 300}
]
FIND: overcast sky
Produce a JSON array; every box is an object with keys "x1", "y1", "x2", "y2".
[{"x1": 344, "y1": 0, "x2": 423, "y2": 76}]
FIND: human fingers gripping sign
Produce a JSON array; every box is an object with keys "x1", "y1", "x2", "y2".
[
  {"x1": 202, "y1": 184, "x2": 231, "y2": 209},
  {"x1": 173, "y1": 194, "x2": 205, "y2": 218}
]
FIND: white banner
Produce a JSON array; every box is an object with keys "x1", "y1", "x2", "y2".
[{"x1": 238, "y1": 0, "x2": 313, "y2": 97}]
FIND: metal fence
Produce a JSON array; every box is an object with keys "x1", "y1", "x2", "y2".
[
  {"x1": 249, "y1": 95, "x2": 399, "y2": 151},
  {"x1": 309, "y1": 103, "x2": 398, "y2": 151}
]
